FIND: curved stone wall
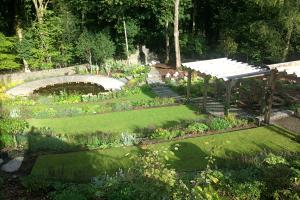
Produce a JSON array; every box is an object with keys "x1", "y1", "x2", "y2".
[{"x1": 6, "y1": 75, "x2": 126, "y2": 96}]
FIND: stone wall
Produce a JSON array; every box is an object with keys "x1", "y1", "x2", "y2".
[{"x1": 0, "y1": 65, "x2": 86, "y2": 85}]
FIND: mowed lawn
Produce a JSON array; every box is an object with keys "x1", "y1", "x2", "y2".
[
  {"x1": 31, "y1": 126, "x2": 300, "y2": 182},
  {"x1": 27, "y1": 105, "x2": 202, "y2": 135}
]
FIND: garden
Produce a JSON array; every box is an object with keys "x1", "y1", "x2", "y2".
[
  {"x1": 1, "y1": 0, "x2": 300, "y2": 199},
  {"x1": 1, "y1": 62, "x2": 300, "y2": 199}
]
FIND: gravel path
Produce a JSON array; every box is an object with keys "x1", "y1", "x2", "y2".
[{"x1": 273, "y1": 116, "x2": 300, "y2": 134}]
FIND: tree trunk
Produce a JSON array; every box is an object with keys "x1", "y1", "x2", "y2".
[
  {"x1": 88, "y1": 50, "x2": 92, "y2": 66},
  {"x1": 123, "y1": 19, "x2": 130, "y2": 64},
  {"x1": 282, "y1": 19, "x2": 294, "y2": 62},
  {"x1": 32, "y1": 0, "x2": 49, "y2": 23},
  {"x1": 14, "y1": 0, "x2": 30, "y2": 72},
  {"x1": 165, "y1": 21, "x2": 170, "y2": 64},
  {"x1": 174, "y1": 0, "x2": 181, "y2": 69},
  {"x1": 192, "y1": 0, "x2": 196, "y2": 34}
]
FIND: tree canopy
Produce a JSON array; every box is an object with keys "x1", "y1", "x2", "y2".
[{"x1": 0, "y1": 0, "x2": 300, "y2": 72}]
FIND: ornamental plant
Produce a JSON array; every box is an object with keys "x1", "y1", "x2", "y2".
[
  {"x1": 209, "y1": 118, "x2": 232, "y2": 131},
  {"x1": 187, "y1": 122, "x2": 209, "y2": 133}
]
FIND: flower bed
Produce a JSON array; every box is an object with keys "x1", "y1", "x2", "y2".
[{"x1": 10, "y1": 97, "x2": 177, "y2": 119}]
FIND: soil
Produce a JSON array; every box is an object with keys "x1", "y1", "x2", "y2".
[{"x1": 273, "y1": 116, "x2": 300, "y2": 134}]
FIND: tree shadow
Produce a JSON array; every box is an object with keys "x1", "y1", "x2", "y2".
[
  {"x1": 140, "y1": 85, "x2": 158, "y2": 98},
  {"x1": 265, "y1": 125, "x2": 297, "y2": 139}
]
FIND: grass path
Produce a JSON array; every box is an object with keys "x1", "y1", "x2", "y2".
[
  {"x1": 27, "y1": 105, "x2": 202, "y2": 135},
  {"x1": 31, "y1": 126, "x2": 300, "y2": 182}
]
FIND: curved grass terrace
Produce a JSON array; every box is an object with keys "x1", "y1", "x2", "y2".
[{"x1": 31, "y1": 125, "x2": 300, "y2": 182}]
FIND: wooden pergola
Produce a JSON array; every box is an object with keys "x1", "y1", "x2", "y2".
[
  {"x1": 182, "y1": 58, "x2": 271, "y2": 122},
  {"x1": 268, "y1": 60, "x2": 300, "y2": 83}
]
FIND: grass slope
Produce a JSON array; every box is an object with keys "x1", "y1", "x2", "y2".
[
  {"x1": 31, "y1": 126, "x2": 300, "y2": 182},
  {"x1": 27, "y1": 105, "x2": 202, "y2": 135}
]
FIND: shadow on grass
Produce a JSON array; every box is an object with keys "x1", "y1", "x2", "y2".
[
  {"x1": 265, "y1": 125, "x2": 297, "y2": 139},
  {"x1": 140, "y1": 85, "x2": 157, "y2": 98},
  {"x1": 25, "y1": 127, "x2": 300, "y2": 183}
]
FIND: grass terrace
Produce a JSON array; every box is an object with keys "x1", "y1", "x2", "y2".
[
  {"x1": 31, "y1": 126, "x2": 300, "y2": 182},
  {"x1": 27, "y1": 105, "x2": 203, "y2": 135}
]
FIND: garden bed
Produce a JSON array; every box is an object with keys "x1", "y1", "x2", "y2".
[{"x1": 140, "y1": 123, "x2": 258, "y2": 145}]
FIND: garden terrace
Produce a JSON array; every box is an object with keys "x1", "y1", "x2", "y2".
[
  {"x1": 31, "y1": 126, "x2": 300, "y2": 182},
  {"x1": 5, "y1": 75, "x2": 126, "y2": 96},
  {"x1": 27, "y1": 105, "x2": 203, "y2": 135}
]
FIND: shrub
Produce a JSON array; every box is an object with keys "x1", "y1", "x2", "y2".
[
  {"x1": 263, "y1": 153, "x2": 287, "y2": 165},
  {"x1": 209, "y1": 118, "x2": 232, "y2": 131},
  {"x1": 0, "y1": 117, "x2": 29, "y2": 148},
  {"x1": 187, "y1": 122, "x2": 209, "y2": 133},
  {"x1": 121, "y1": 132, "x2": 139, "y2": 146},
  {"x1": 0, "y1": 133, "x2": 14, "y2": 148},
  {"x1": 150, "y1": 128, "x2": 184, "y2": 140},
  {"x1": 224, "y1": 114, "x2": 248, "y2": 128}
]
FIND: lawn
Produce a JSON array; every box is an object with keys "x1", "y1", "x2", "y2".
[
  {"x1": 31, "y1": 126, "x2": 300, "y2": 182},
  {"x1": 27, "y1": 105, "x2": 202, "y2": 135}
]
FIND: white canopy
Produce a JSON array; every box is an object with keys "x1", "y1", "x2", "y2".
[
  {"x1": 268, "y1": 61, "x2": 300, "y2": 78},
  {"x1": 182, "y1": 58, "x2": 268, "y2": 81}
]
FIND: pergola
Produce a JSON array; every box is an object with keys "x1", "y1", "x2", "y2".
[
  {"x1": 182, "y1": 58, "x2": 271, "y2": 121},
  {"x1": 268, "y1": 60, "x2": 300, "y2": 82}
]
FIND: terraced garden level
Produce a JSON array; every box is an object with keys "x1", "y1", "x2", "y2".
[
  {"x1": 27, "y1": 105, "x2": 202, "y2": 135},
  {"x1": 31, "y1": 126, "x2": 300, "y2": 182}
]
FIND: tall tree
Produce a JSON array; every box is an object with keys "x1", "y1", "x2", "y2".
[
  {"x1": 14, "y1": 0, "x2": 29, "y2": 72},
  {"x1": 174, "y1": 0, "x2": 181, "y2": 68}
]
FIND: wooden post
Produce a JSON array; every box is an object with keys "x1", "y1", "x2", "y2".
[
  {"x1": 202, "y1": 76, "x2": 210, "y2": 112},
  {"x1": 260, "y1": 77, "x2": 267, "y2": 115},
  {"x1": 224, "y1": 79, "x2": 233, "y2": 116},
  {"x1": 264, "y1": 70, "x2": 276, "y2": 124},
  {"x1": 186, "y1": 69, "x2": 192, "y2": 102}
]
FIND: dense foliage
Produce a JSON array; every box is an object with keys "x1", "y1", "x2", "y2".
[{"x1": 1, "y1": 0, "x2": 300, "y2": 72}]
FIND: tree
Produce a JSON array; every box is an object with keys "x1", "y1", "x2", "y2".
[
  {"x1": 32, "y1": 0, "x2": 50, "y2": 23},
  {"x1": 251, "y1": 0, "x2": 300, "y2": 62},
  {"x1": 17, "y1": 13, "x2": 64, "y2": 69},
  {"x1": 14, "y1": 0, "x2": 30, "y2": 72},
  {"x1": 174, "y1": 0, "x2": 181, "y2": 69},
  {"x1": 93, "y1": 32, "x2": 116, "y2": 64},
  {"x1": 76, "y1": 31, "x2": 115, "y2": 65},
  {"x1": 75, "y1": 31, "x2": 94, "y2": 65},
  {"x1": 0, "y1": 33, "x2": 20, "y2": 71}
]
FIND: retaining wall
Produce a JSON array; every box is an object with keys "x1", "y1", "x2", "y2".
[{"x1": 0, "y1": 65, "x2": 86, "y2": 85}]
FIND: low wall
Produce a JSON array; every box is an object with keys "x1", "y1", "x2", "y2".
[{"x1": 0, "y1": 65, "x2": 86, "y2": 85}]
